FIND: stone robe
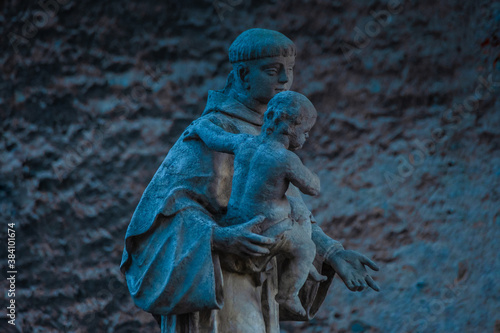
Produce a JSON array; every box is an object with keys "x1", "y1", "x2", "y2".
[{"x1": 120, "y1": 90, "x2": 344, "y2": 332}]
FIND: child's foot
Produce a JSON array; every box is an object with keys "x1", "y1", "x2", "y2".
[
  {"x1": 308, "y1": 266, "x2": 327, "y2": 282},
  {"x1": 275, "y1": 295, "x2": 306, "y2": 317}
]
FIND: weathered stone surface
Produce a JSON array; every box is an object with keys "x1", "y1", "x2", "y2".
[{"x1": 1, "y1": 0, "x2": 498, "y2": 332}]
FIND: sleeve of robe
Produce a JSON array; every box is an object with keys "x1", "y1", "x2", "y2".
[
  {"x1": 123, "y1": 206, "x2": 224, "y2": 315},
  {"x1": 120, "y1": 123, "x2": 226, "y2": 315}
]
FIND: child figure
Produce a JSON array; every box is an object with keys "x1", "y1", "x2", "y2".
[{"x1": 185, "y1": 91, "x2": 325, "y2": 317}]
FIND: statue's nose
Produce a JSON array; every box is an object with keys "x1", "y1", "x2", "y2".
[{"x1": 278, "y1": 70, "x2": 289, "y2": 83}]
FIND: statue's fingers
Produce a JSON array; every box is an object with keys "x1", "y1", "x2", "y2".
[
  {"x1": 345, "y1": 279, "x2": 356, "y2": 291},
  {"x1": 244, "y1": 215, "x2": 266, "y2": 228},
  {"x1": 182, "y1": 129, "x2": 199, "y2": 140},
  {"x1": 358, "y1": 279, "x2": 367, "y2": 291},
  {"x1": 245, "y1": 233, "x2": 275, "y2": 245},
  {"x1": 360, "y1": 255, "x2": 379, "y2": 271},
  {"x1": 365, "y1": 275, "x2": 380, "y2": 292},
  {"x1": 242, "y1": 241, "x2": 270, "y2": 256},
  {"x1": 351, "y1": 278, "x2": 362, "y2": 291},
  {"x1": 352, "y1": 279, "x2": 362, "y2": 292}
]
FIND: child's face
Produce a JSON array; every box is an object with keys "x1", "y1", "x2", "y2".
[{"x1": 288, "y1": 110, "x2": 316, "y2": 151}]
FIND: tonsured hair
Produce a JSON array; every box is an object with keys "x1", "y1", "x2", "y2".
[{"x1": 228, "y1": 28, "x2": 296, "y2": 64}]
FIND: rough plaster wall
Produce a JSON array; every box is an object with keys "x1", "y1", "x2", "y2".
[{"x1": 1, "y1": 0, "x2": 499, "y2": 332}]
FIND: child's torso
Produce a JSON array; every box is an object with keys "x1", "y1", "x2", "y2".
[{"x1": 225, "y1": 139, "x2": 291, "y2": 225}]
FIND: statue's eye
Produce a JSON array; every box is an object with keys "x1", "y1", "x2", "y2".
[{"x1": 265, "y1": 68, "x2": 278, "y2": 75}]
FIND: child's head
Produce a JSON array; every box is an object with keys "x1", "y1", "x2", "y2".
[{"x1": 262, "y1": 91, "x2": 317, "y2": 150}]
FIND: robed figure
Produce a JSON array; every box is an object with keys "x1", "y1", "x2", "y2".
[{"x1": 120, "y1": 29, "x2": 380, "y2": 333}]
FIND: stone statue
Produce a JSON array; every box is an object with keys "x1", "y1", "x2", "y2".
[
  {"x1": 184, "y1": 91, "x2": 327, "y2": 317},
  {"x1": 121, "y1": 28, "x2": 380, "y2": 333}
]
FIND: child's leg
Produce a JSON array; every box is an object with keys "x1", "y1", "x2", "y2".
[{"x1": 274, "y1": 225, "x2": 326, "y2": 316}]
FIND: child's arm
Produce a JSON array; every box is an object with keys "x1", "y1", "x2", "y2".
[
  {"x1": 183, "y1": 118, "x2": 249, "y2": 154},
  {"x1": 285, "y1": 151, "x2": 320, "y2": 196}
]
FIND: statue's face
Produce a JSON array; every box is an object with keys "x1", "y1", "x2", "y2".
[
  {"x1": 244, "y1": 55, "x2": 295, "y2": 105},
  {"x1": 288, "y1": 112, "x2": 316, "y2": 151}
]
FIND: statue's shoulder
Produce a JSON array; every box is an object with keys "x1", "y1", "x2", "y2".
[{"x1": 196, "y1": 111, "x2": 240, "y2": 134}]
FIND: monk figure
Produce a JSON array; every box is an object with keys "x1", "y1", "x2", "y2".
[{"x1": 121, "y1": 29, "x2": 379, "y2": 333}]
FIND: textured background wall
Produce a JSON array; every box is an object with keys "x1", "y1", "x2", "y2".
[{"x1": 1, "y1": 0, "x2": 499, "y2": 332}]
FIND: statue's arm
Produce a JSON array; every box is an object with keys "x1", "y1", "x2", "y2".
[
  {"x1": 310, "y1": 222, "x2": 345, "y2": 258},
  {"x1": 286, "y1": 184, "x2": 380, "y2": 292},
  {"x1": 285, "y1": 152, "x2": 321, "y2": 196},
  {"x1": 184, "y1": 117, "x2": 249, "y2": 154}
]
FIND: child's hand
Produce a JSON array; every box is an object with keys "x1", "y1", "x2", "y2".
[{"x1": 182, "y1": 121, "x2": 200, "y2": 141}]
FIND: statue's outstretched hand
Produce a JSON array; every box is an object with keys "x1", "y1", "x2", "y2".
[
  {"x1": 212, "y1": 215, "x2": 277, "y2": 257},
  {"x1": 328, "y1": 249, "x2": 380, "y2": 292}
]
